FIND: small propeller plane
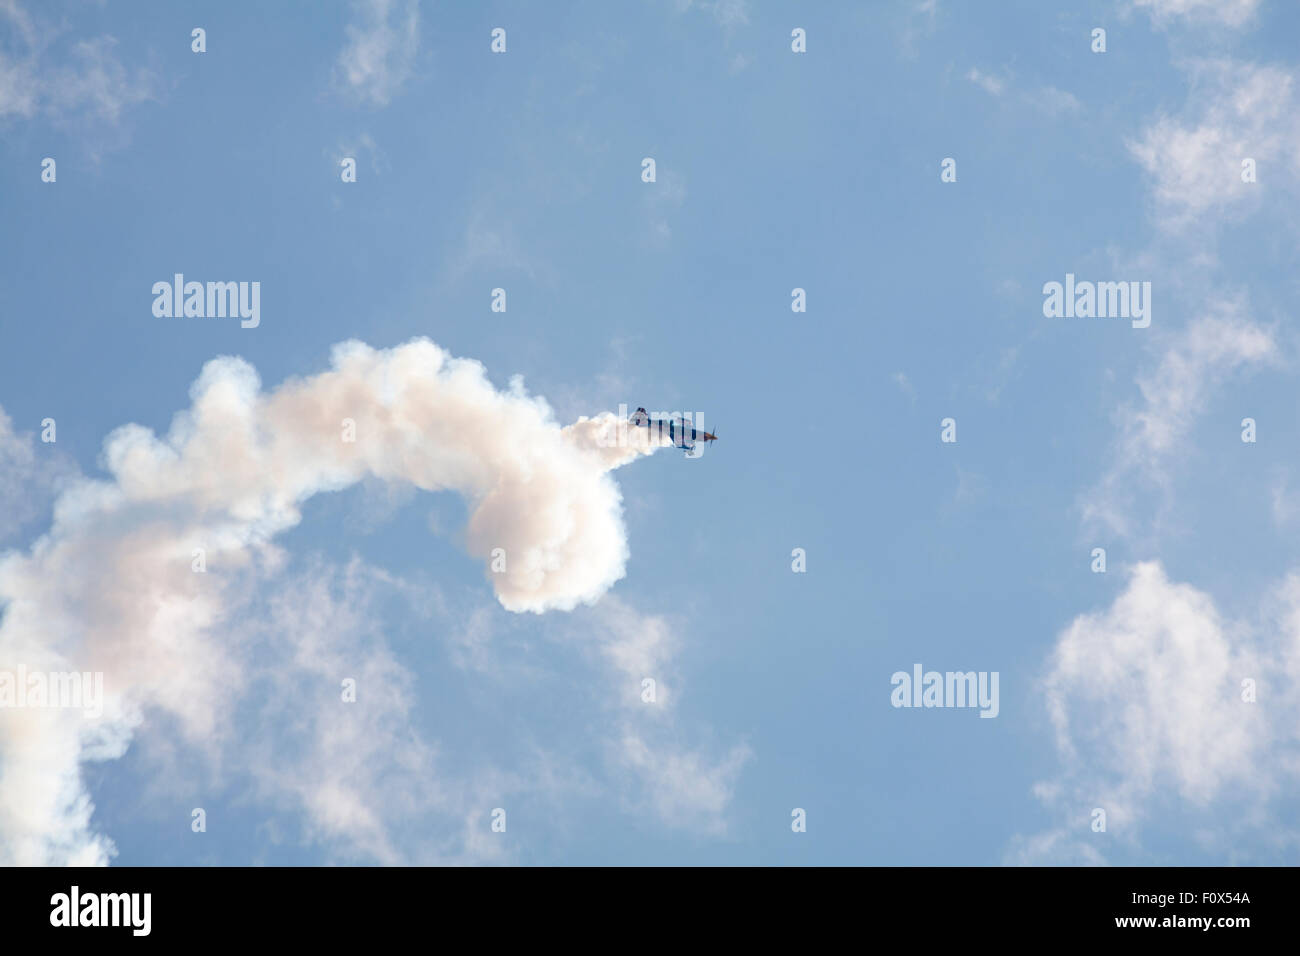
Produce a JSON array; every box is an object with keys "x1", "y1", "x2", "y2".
[{"x1": 629, "y1": 407, "x2": 717, "y2": 456}]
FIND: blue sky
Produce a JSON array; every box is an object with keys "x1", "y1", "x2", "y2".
[{"x1": 2, "y1": 0, "x2": 1300, "y2": 865}]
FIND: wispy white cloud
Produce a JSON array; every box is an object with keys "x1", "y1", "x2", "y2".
[
  {"x1": 1023, "y1": 85, "x2": 1081, "y2": 116},
  {"x1": 645, "y1": 170, "x2": 687, "y2": 242},
  {"x1": 327, "y1": 131, "x2": 388, "y2": 177},
  {"x1": 891, "y1": 371, "x2": 916, "y2": 402},
  {"x1": 0, "y1": 1, "x2": 155, "y2": 125},
  {"x1": 967, "y1": 67, "x2": 1081, "y2": 116},
  {"x1": 236, "y1": 559, "x2": 529, "y2": 864},
  {"x1": 335, "y1": 0, "x2": 420, "y2": 107},
  {"x1": 1126, "y1": 309, "x2": 1274, "y2": 461},
  {"x1": 897, "y1": 0, "x2": 939, "y2": 59},
  {"x1": 581, "y1": 597, "x2": 752, "y2": 835},
  {"x1": 443, "y1": 212, "x2": 544, "y2": 281},
  {"x1": 1129, "y1": 60, "x2": 1300, "y2": 231},
  {"x1": 966, "y1": 68, "x2": 1005, "y2": 96},
  {"x1": 674, "y1": 0, "x2": 750, "y2": 30},
  {"x1": 672, "y1": 0, "x2": 751, "y2": 71},
  {"x1": 447, "y1": 592, "x2": 752, "y2": 837},
  {"x1": 1082, "y1": 303, "x2": 1276, "y2": 538},
  {"x1": 0, "y1": 410, "x2": 73, "y2": 542},
  {"x1": 617, "y1": 732, "x2": 751, "y2": 834},
  {"x1": 1131, "y1": 0, "x2": 1260, "y2": 28}
]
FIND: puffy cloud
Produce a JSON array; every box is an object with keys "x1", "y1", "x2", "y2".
[
  {"x1": 1044, "y1": 563, "x2": 1266, "y2": 814},
  {"x1": 1017, "y1": 561, "x2": 1300, "y2": 862}
]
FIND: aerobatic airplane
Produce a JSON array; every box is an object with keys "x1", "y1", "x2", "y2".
[{"x1": 629, "y1": 407, "x2": 717, "y2": 456}]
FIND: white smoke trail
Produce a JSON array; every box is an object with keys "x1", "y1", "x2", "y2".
[{"x1": 0, "y1": 337, "x2": 667, "y2": 864}]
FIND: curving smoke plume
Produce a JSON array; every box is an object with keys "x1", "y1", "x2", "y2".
[{"x1": 0, "y1": 338, "x2": 668, "y2": 865}]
